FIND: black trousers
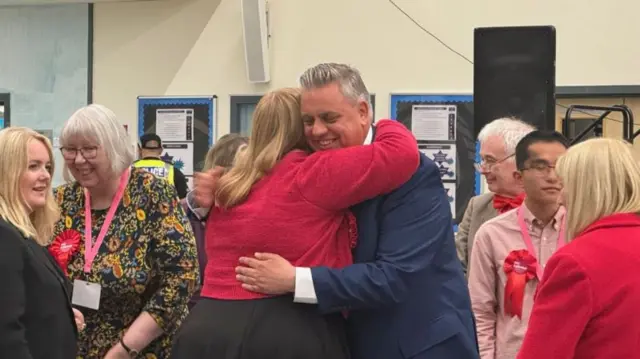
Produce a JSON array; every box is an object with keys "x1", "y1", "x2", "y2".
[{"x1": 171, "y1": 296, "x2": 350, "y2": 359}]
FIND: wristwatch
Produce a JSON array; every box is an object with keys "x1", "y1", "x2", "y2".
[{"x1": 119, "y1": 338, "x2": 139, "y2": 357}]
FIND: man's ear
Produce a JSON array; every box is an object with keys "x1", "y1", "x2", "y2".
[
  {"x1": 357, "y1": 99, "x2": 370, "y2": 124},
  {"x1": 513, "y1": 170, "x2": 524, "y2": 185}
]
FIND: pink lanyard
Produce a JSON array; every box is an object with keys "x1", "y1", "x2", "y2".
[
  {"x1": 83, "y1": 168, "x2": 130, "y2": 273},
  {"x1": 516, "y1": 206, "x2": 565, "y2": 280}
]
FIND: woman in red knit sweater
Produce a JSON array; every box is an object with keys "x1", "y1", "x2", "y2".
[
  {"x1": 517, "y1": 138, "x2": 640, "y2": 359},
  {"x1": 171, "y1": 88, "x2": 419, "y2": 359}
]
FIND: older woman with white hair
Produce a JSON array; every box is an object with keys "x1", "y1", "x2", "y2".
[
  {"x1": 48, "y1": 104, "x2": 199, "y2": 359},
  {"x1": 517, "y1": 138, "x2": 640, "y2": 359}
]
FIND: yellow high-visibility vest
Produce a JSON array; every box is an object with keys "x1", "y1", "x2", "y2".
[{"x1": 133, "y1": 158, "x2": 175, "y2": 185}]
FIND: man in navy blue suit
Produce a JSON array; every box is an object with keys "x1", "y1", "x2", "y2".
[{"x1": 221, "y1": 63, "x2": 477, "y2": 359}]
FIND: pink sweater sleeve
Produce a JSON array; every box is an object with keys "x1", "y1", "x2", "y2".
[{"x1": 294, "y1": 119, "x2": 419, "y2": 211}]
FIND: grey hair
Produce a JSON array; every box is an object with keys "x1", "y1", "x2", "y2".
[
  {"x1": 477, "y1": 117, "x2": 536, "y2": 155},
  {"x1": 299, "y1": 63, "x2": 373, "y2": 122},
  {"x1": 60, "y1": 104, "x2": 135, "y2": 182}
]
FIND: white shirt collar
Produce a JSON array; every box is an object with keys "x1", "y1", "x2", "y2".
[{"x1": 363, "y1": 126, "x2": 373, "y2": 145}]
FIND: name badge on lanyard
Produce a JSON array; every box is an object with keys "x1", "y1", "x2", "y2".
[
  {"x1": 71, "y1": 168, "x2": 130, "y2": 310},
  {"x1": 516, "y1": 206, "x2": 565, "y2": 280}
]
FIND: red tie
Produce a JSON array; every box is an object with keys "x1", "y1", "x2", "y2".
[{"x1": 492, "y1": 193, "x2": 525, "y2": 214}]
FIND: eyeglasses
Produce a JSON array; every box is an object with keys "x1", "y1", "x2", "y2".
[
  {"x1": 60, "y1": 146, "x2": 98, "y2": 160},
  {"x1": 520, "y1": 161, "x2": 557, "y2": 176},
  {"x1": 474, "y1": 154, "x2": 514, "y2": 172}
]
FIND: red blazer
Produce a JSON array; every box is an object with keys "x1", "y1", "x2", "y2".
[{"x1": 517, "y1": 212, "x2": 640, "y2": 359}]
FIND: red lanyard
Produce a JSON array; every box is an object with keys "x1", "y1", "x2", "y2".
[
  {"x1": 83, "y1": 168, "x2": 130, "y2": 273},
  {"x1": 516, "y1": 206, "x2": 565, "y2": 280}
]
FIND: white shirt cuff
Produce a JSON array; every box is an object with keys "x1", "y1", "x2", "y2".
[
  {"x1": 294, "y1": 267, "x2": 318, "y2": 304},
  {"x1": 186, "y1": 191, "x2": 211, "y2": 220}
]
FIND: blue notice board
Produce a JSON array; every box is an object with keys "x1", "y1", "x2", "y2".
[
  {"x1": 137, "y1": 96, "x2": 217, "y2": 188},
  {"x1": 390, "y1": 94, "x2": 479, "y2": 232}
]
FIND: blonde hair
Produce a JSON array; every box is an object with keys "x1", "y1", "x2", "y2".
[
  {"x1": 0, "y1": 127, "x2": 60, "y2": 245},
  {"x1": 60, "y1": 104, "x2": 135, "y2": 182},
  {"x1": 203, "y1": 134, "x2": 248, "y2": 170},
  {"x1": 216, "y1": 88, "x2": 308, "y2": 208},
  {"x1": 557, "y1": 138, "x2": 640, "y2": 240}
]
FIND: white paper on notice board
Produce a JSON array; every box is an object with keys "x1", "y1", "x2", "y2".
[
  {"x1": 420, "y1": 144, "x2": 457, "y2": 180},
  {"x1": 156, "y1": 109, "x2": 194, "y2": 142},
  {"x1": 161, "y1": 142, "x2": 194, "y2": 176},
  {"x1": 411, "y1": 105, "x2": 456, "y2": 141},
  {"x1": 442, "y1": 181, "x2": 456, "y2": 220}
]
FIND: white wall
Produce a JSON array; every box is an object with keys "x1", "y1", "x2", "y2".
[{"x1": 93, "y1": 0, "x2": 640, "y2": 139}]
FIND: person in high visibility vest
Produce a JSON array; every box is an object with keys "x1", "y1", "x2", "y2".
[{"x1": 134, "y1": 133, "x2": 188, "y2": 198}]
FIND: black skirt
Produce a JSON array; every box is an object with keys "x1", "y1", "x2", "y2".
[{"x1": 170, "y1": 295, "x2": 350, "y2": 359}]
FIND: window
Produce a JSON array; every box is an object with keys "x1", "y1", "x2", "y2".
[
  {"x1": 555, "y1": 88, "x2": 640, "y2": 145},
  {"x1": 230, "y1": 95, "x2": 261, "y2": 136},
  {"x1": 0, "y1": 93, "x2": 10, "y2": 128},
  {"x1": 562, "y1": 117, "x2": 602, "y2": 143},
  {"x1": 237, "y1": 103, "x2": 256, "y2": 135},
  {"x1": 230, "y1": 94, "x2": 376, "y2": 135}
]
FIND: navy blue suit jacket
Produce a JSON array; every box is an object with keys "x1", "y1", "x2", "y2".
[{"x1": 311, "y1": 154, "x2": 479, "y2": 359}]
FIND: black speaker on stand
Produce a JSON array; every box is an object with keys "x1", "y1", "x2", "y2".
[{"x1": 473, "y1": 26, "x2": 557, "y2": 136}]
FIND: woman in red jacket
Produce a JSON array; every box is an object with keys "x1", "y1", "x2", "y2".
[
  {"x1": 517, "y1": 138, "x2": 640, "y2": 359},
  {"x1": 171, "y1": 88, "x2": 419, "y2": 359}
]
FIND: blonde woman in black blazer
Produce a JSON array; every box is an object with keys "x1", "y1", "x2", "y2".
[{"x1": 0, "y1": 127, "x2": 80, "y2": 359}]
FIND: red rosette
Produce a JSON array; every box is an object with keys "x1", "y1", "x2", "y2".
[
  {"x1": 48, "y1": 229, "x2": 81, "y2": 275},
  {"x1": 503, "y1": 249, "x2": 538, "y2": 319}
]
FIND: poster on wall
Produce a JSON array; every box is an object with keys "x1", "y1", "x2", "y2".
[
  {"x1": 419, "y1": 144, "x2": 457, "y2": 180},
  {"x1": 411, "y1": 104, "x2": 457, "y2": 141},
  {"x1": 442, "y1": 181, "x2": 457, "y2": 220},
  {"x1": 138, "y1": 96, "x2": 217, "y2": 191},
  {"x1": 161, "y1": 142, "x2": 195, "y2": 176},
  {"x1": 390, "y1": 94, "x2": 474, "y2": 224},
  {"x1": 156, "y1": 108, "x2": 194, "y2": 142}
]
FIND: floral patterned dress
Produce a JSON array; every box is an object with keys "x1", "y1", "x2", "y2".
[{"x1": 50, "y1": 168, "x2": 199, "y2": 359}]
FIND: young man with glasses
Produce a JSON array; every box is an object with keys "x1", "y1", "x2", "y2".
[
  {"x1": 456, "y1": 118, "x2": 535, "y2": 275},
  {"x1": 468, "y1": 130, "x2": 569, "y2": 359}
]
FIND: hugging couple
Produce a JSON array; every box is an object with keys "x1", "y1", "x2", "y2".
[{"x1": 171, "y1": 63, "x2": 479, "y2": 359}]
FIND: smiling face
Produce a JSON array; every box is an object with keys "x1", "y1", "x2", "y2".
[
  {"x1": 61, "y1": 136, "x2": 111, "y2": 189},
  {"x1": 479, "y1": 135, "x2": 520, "y2": 196},
  {"x1": 21, "y1": 139, "x2": 52, "y2": 212},
  {"x1": 517, "y1": 141, "x2": 568, "y2": 205},
  {"x1": 300, "y1": 82, "x2": 371, "y2": 151}
]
